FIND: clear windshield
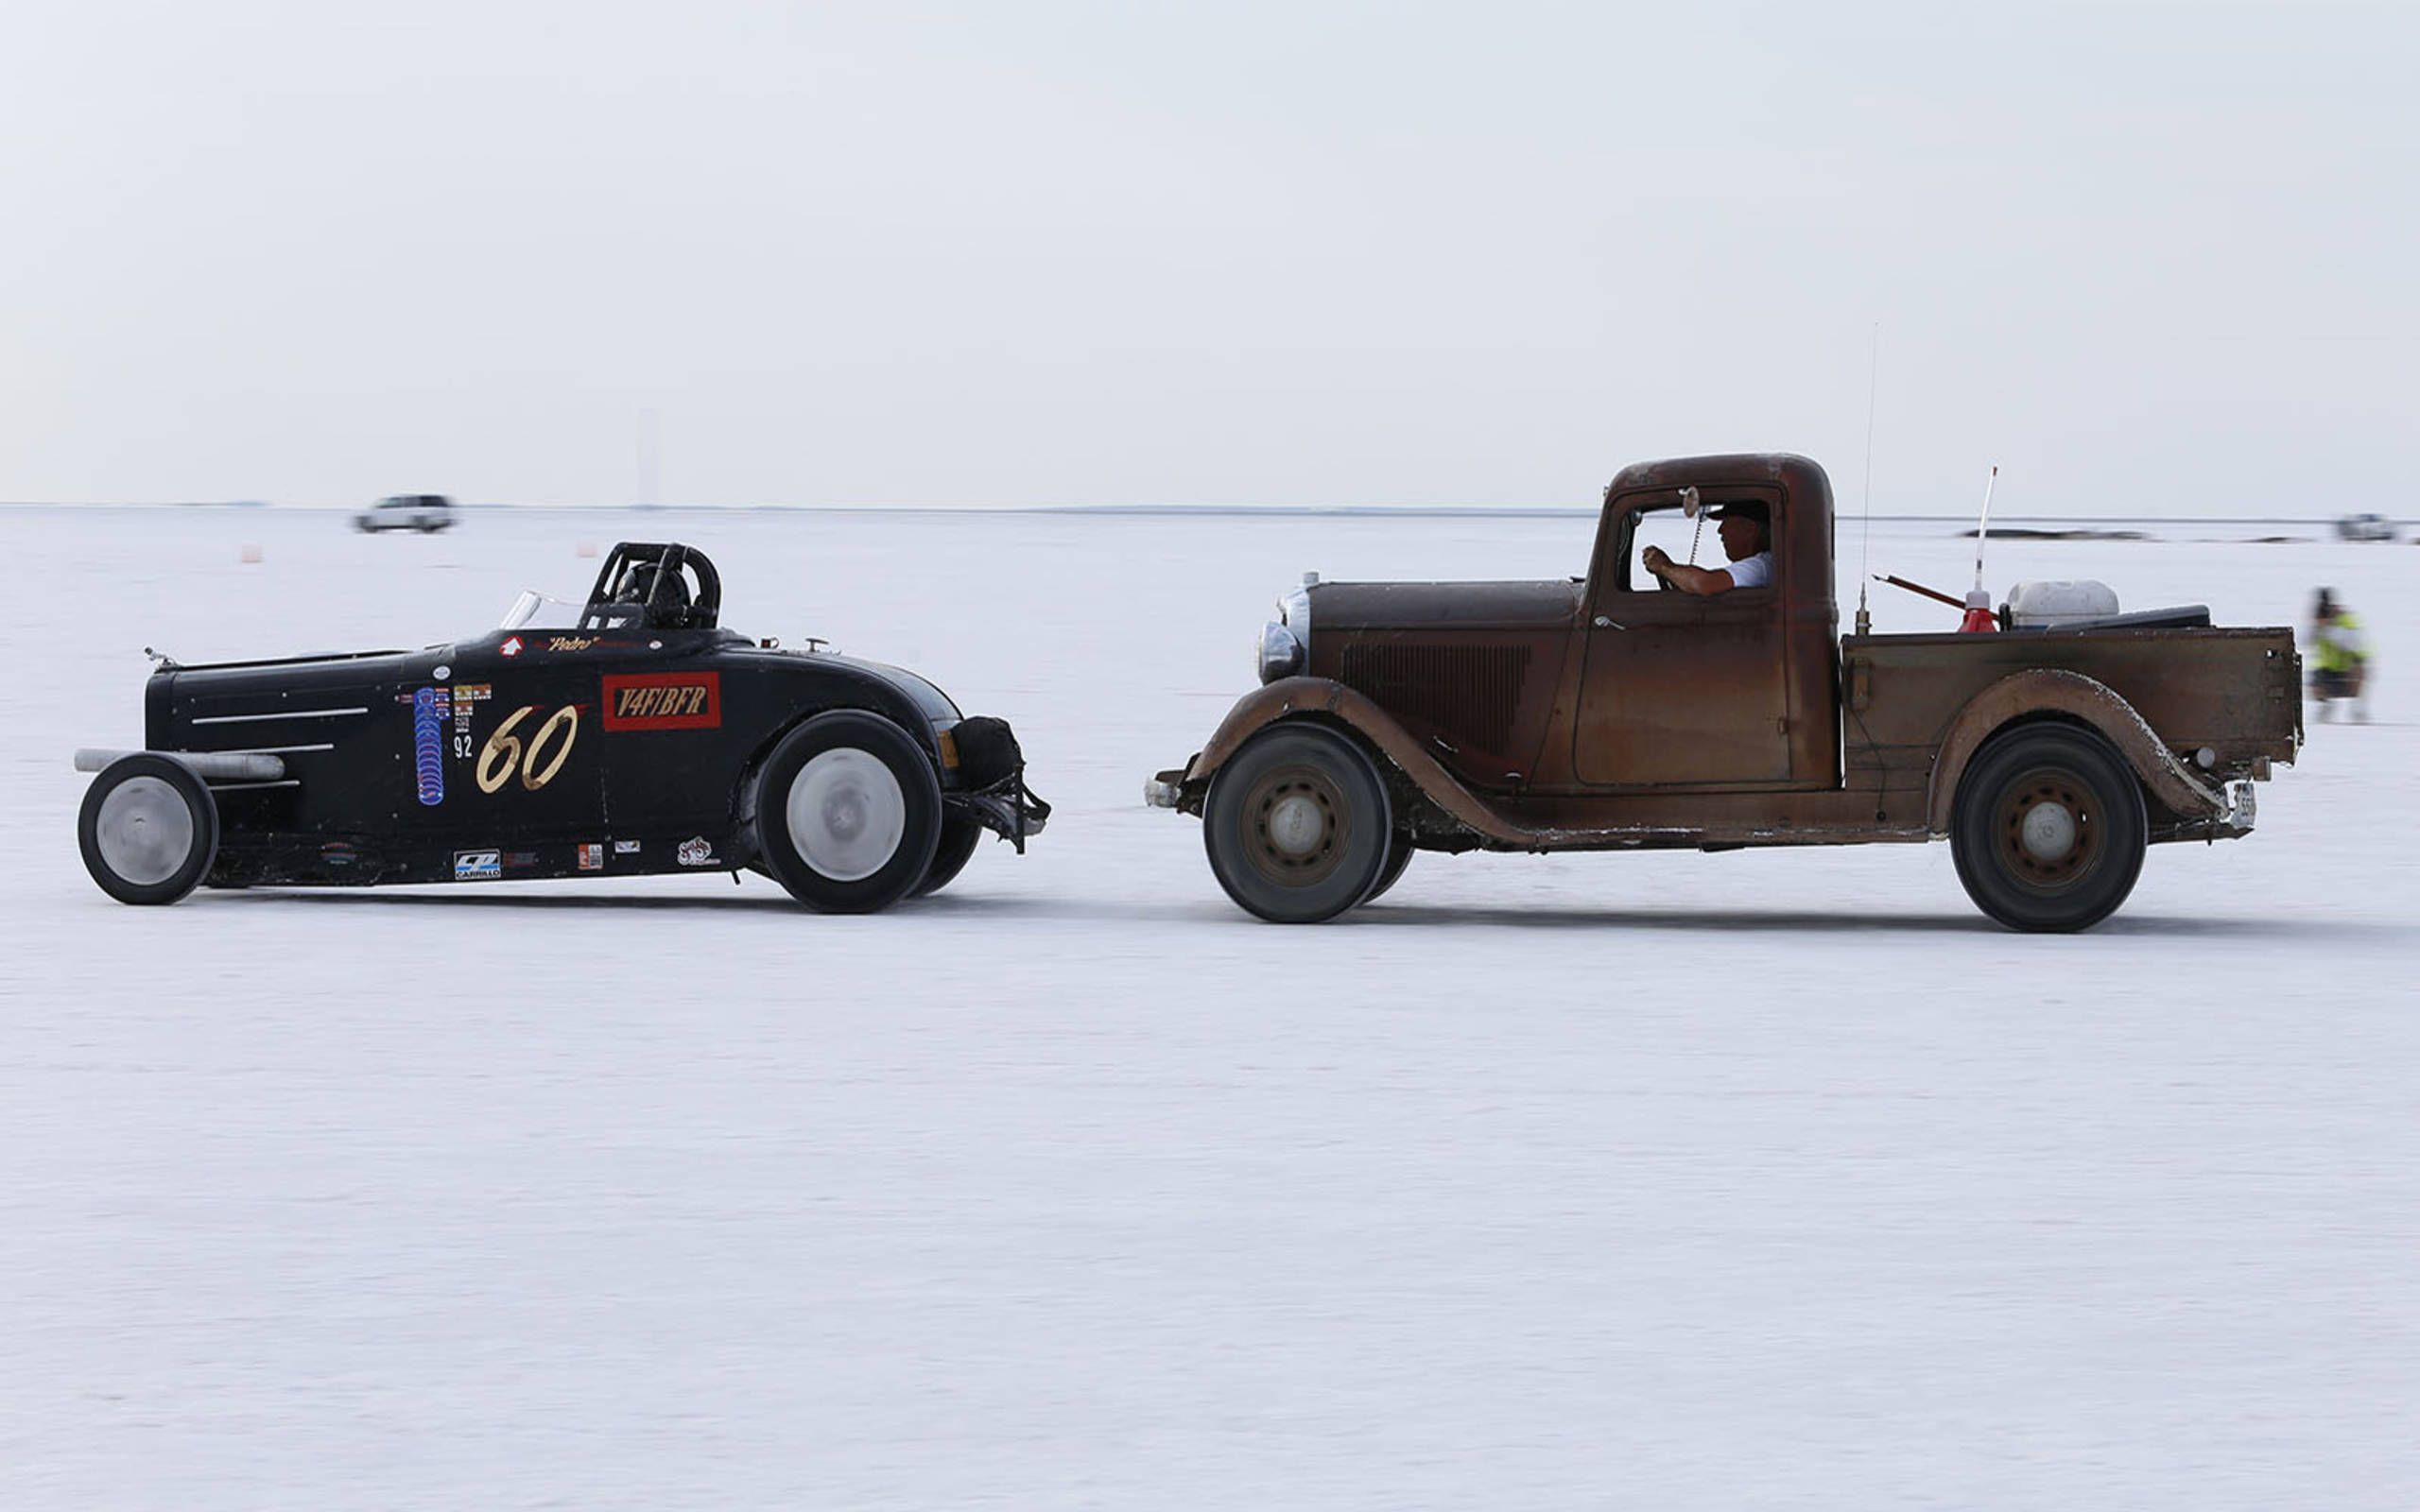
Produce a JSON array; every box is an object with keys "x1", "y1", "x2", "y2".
[{"x1": 499, "y1": 591, "x2": 585, "y2": 630}]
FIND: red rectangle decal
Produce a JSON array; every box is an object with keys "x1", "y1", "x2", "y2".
[{"x1": 601, "y1": 671, "x2": 721, "y2": 731}]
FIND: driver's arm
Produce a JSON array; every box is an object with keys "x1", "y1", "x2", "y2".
[{"x1": 1640, "y1": 546, "x2": 1735, "y2": 596}]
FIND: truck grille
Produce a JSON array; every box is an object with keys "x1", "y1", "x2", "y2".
[{"x1": 1339, "y1": 644, "x2": 1530, "y2": 750}]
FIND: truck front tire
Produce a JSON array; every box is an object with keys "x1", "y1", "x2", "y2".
[
  {"x1": 1363, "y1": 830, "x2": 1414, "y2": 904},
  {"x1": 1951, "y1": 726, "x2": 2147, "y2": 933},
  {"x1": 1203, "y1": 725, "x2": 1392, "y2": 923}
]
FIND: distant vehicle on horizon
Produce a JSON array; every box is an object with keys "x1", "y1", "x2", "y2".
[
  {"x1": 2335, "y1": 512, "x2": 2397, "y2": 542},
  {"x1": 354, "y1": 494, "x2": 456, "y2": 533}
]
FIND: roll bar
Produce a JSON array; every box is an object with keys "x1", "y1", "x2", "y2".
[{"x1": 582, "y1": 542, "x2": 723, "y2": 630}]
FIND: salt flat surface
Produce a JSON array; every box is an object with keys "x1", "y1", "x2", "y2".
[{"x1": 3, "y1": 507, "x2": 2415, "y2": 1510}]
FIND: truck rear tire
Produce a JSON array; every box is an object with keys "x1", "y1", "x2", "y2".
[
  {"x1": 1203, "y1": 725, "x2": 1392, "y2": 923},
  {"x1": 1951, "y1": 726, "x2": 2146, "y2": 933}
]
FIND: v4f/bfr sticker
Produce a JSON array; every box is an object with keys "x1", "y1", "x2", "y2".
[{"x1": 602, "y1": 672, "x2": 721, "y2": 731}]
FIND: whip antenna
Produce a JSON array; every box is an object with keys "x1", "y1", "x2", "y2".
[
  {"x1": 1971, "y1": 464, "x2": 1999, "y2": 594},
  {"x1": 1960, "y1": 464, "x2": 2001, "y2": 633},
  {"x1": 1855, "y1": 323, "x2": 1878, "y2": 635}
]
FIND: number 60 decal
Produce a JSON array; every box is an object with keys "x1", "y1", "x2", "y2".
[{"x1": 476, "y1": 704, "x2": 579, "y2": 794}]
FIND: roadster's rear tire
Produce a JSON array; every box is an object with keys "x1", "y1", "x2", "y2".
[
  {"x1": 79, "y1": 754, "x2": 218, "y2": 905},
  {"x1": 1950, "y1": 725, "x2": 2147, "y2": 933},
  {"x1": 754, "y1": 712, "x2": 942, "y2": 913},
  {"x1": 912, "y1": 813, "x2": 985, "y2": 898},
  {"x1": 1203, "y1": 724, "x2": 1392, "y2": 923}
]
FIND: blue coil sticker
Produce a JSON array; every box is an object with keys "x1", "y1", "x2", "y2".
[{"x1": 413, "y1": 686, "x2": 445, "y2": 806}]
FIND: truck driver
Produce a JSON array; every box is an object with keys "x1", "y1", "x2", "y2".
[{"x1": 1641, "y1": 502, "x2": 1772, "y2": 596}]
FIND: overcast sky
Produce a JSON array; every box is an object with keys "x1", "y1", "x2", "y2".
[{"x1": 4, "y1": 2, "x2": 2412, "y2": 512}]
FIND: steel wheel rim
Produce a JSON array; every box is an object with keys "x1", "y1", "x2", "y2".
[
  {"x1": 786, "y1": 747, "x2": 906, "y2": 883},
  {"x1": 1243, "y1": 763, "x2": 1350, "y2": 885},
  {"x1": 95, "y1": 776, "x2": 194, "y2": 886},
  {"x1": 1996, "y1": 766, "x2": 2100, "y2": 888}
]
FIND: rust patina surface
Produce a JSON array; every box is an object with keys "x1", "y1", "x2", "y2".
[{"x1": 1160, "y1": 453, "x2": 2300, "y2": 853}]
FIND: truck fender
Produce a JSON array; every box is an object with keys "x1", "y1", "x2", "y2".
[
  {"x1": 1184, "y1": 677, "x2": 1530, "y2": 847},
  {"x1": 1925, "y1": 668, "x2": 2225, "y2": 834}
]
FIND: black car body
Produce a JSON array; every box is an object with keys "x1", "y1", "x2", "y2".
[{"x1": 75, "y1": 543, "x2": 1046, "y2": 912}]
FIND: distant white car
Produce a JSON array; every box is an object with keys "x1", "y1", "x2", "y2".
[
  {"x1": 354, "y1": 494, "x2": 457, "y2": 533},
  {"x1": 2335, "y1": 512, "x2": 2397, "y2": 542}
]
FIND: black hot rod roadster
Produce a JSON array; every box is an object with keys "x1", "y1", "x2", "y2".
[{"x1": 74, "y1": 542, "x2": 1046, "y2": 912}]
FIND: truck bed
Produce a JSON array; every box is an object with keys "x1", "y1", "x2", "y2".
[{"x1": 1843, "y1": 627, "x2": 2301, "y2": 794}]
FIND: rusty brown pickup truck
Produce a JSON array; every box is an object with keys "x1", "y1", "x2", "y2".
[{"x1": 1146, "y1": 453, "x2": 2300, "y2": 931}]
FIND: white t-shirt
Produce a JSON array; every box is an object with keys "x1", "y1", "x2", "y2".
[{"x1": 1724, "y1": 550, "x2": 1773, "y2": 590}]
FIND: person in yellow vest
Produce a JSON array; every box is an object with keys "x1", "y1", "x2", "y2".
[{"x1": 2309, "y1": 588, "x2": 2369, "y2": 722}]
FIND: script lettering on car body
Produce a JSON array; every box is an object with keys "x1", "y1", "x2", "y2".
[{"x1": 476, "y1": 704, "x2": 581, "y2": 793}]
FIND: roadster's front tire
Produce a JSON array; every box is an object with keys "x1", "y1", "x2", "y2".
[
  {"x1": 912, "y1": 813, "x2": 984, "y2": 898},
  {"x1": 79, "y1": 754, "x2": 218, "y2": 905},
  {"x1": 1950, "y1": 725, "x2": 2147, "y2": 933},
  {"x1": 754, "y1": 712, "x2": 942, "y2": 913},
  {"x1": 1203, "y1": 724, "x2": 1392, "y2": 923}
]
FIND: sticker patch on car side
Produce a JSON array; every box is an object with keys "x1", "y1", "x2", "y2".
[
  {"x1": 454, "y1": 850, "x2": 501, "y2": 881},
  {"x1": 602, "y1": 672, "x2": 721, "y2": 731},
  {"x1": 451, "y1": 683, "x2": 491, "y2": 733},
  {"x1": 676, "y1": 836, "x2": 715, "y2": 867},
  {"x1": 412, "y1": 687, "x2": 448, "y2": 806},
  {"x1": 577, "y1": 843, "x2": 604, "y2": 871}
]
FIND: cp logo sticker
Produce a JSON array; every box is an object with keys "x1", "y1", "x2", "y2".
[{"x1": 476, "y1": 704, "x2": 579, "y2": 794}]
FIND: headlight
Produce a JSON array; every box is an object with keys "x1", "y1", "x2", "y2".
[
  {"x1": 1257, "y1": 621, "x2": 1304, "y2": 683},
  {"x1": 1257, "y1": 582, "x2": 1313, "y2": 683}
]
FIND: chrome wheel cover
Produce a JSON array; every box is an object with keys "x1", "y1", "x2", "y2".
[
  {"x1": 1997, "y1": 769, "x2": 2100, "y2": 887},
  {"x1": 2020, "y1": 799, "x2": 2079, "y2": 863},
  {"x1": 1266, "y1": 793, "x2": 1328, "y2": 856},
  {"x1": 95, "y1": 776, "x2": 194, "y2": 886},
  {"x1": 786, "y1": 747, "x2": 906, "y2": 883},
  {"x1": 1241, "y1": 762, "x2": 1350, "y2": 885}
]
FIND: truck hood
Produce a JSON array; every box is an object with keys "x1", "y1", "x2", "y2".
[{"x1": 1308, "y1": 579, "x2": 1582, "y2": 630}]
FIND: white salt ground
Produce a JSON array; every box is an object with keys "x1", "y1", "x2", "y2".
[{"x1": 2, "y1": 506, "x2": 2414, "y2": 1510}]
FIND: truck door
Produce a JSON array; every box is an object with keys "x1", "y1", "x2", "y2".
[{"x1": 1573, "y1": 491, "x2": 1792, "y2": 787}]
